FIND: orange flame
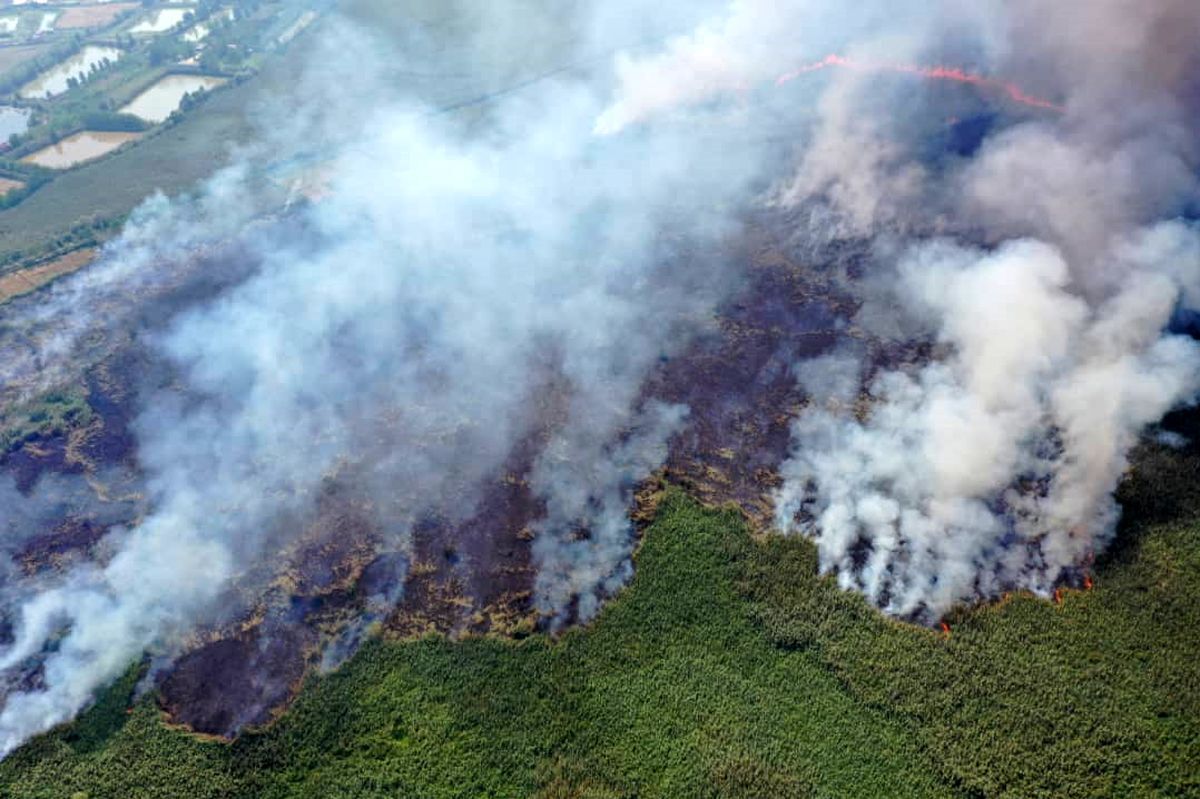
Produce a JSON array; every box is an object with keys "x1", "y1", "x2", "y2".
[
  {"x1": 1083, "y1": 575, "x2": 1094, "y2": 590},
  {"x1": 939, "y1": 621, "x2": 951, "y2": 635},
  {"x1": 776, "y1": 54, "x2": 1063, "y2": 113}
]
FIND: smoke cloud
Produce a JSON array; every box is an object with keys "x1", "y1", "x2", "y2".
[
  {"x1": 0, "y1": 0, "x2": 1197, "y2": 757},
  {"x1": 602, "y1": 0, "x2": 1200, "y2": 620},
  {"x1": 776, "y1": 230, "x2": 1200, "y2": 619},
  {"x1": 0, "y1": 2, "x2": 781, "y2": 753}
]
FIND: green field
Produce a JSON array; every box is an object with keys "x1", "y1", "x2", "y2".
[
  {"x1": 0, "y1": 387, "x2": 93, "y2": 452},
  {"x1": 1, "y1": 438, "x2": 1196, "y2": 799}
]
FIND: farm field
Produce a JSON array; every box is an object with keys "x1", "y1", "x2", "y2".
[
  {"x1": 20, "y1": 129, "x2": 140, "y2": 168},
  {"x1": 0, "y1": 66, "x2": 276, "y2": 268},
  {"x1": 0, "y1": 246, "x2": 94, "y2": 303},
  {"x1": 0, "y1": 43, "x2": 50, "y2": 75},
  {"x1": 0, "y1": 0, "x2": 595, "y2": 273},
  {"x1": 54, "y1": 4, "x2": 140, "y2": 31},
  {"x1": 0, "y1": 0, "x2": 326, "y2": 271},
  {"x1": 119, "y1": 73, "x2": 227, "y2": 122}
]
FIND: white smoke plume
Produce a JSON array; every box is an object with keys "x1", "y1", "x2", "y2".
[
  {"x1": 777, "y1": 230, "x2": 1200, "y2": 619},
  {"x1": 532, "y1": 401, "x2": 688, "y2": 623},
  {"x1": 610, "y1": 0, "x2": 1200, "y2": 621},
  {"x1": 592, "y1": 0, "x2": 945, "y2": 137},
  {"x1": 0, "y1": 0, "x2": 1197, "y2": 757},
  {"x1": 0, "y1": 164, "x2": 261, "y2": 406},
  {"x1": 0, "y1": 3, "x2": 782, "y2": 753}
]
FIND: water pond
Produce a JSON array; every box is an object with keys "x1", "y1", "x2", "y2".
[
  {"x1": 0, "y1": 106, "x2": 30, "y2": 140},
  {"x1": 20, "y1": 130, "x2": 140, "y2": 169},
  {"x1": 119, "y1": 73, "x2": 226, "y2": 122},
  {"x1": 18, "y1": 45, "x2": 122, "y2": 98},
  {"x1": 129, "y1": 6, "x2": 193, "y2": 34}
]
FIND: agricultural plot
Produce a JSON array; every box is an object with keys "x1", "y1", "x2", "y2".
[
  {"x1": 54, "y1": 3, "x2": 140, "y2": 31},
  {"x1": 17, "y1": 44, "x2": 122, "y2": 98},
  {"x1": 0, "y1": 43, "x2": 50, "y2": 75},
  {"x1": 128, "y1": 6, "x2": 195, "y2": 35},
  {"x1": 0, "y1": 247, "x2": 93, "y2": 303},
  {"x1": 119, "y1": 72, "x2": 226, "y2": 122},
  {"x1": 20, "y1": 129, "x2": 140, "y2": 168}
]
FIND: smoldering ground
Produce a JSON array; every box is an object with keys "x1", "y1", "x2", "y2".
[
  {"x1": 604, "y1": 0, "x2": 1200, "y2": 620},
  {"x1": 0, "y1": 0, "x2": 1198, "y2": 754},
  {"x1": 0, "y1": 0, "x2": 799, "y2": 751}
]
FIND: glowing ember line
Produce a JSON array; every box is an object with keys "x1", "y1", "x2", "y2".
[{"x1": 776, "y1": 53, "x2": 1062, "y2": 112}]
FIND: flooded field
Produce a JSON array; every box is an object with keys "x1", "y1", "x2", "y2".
[
  {"x1": 34, "y1": 11, "x2": 57, "y2": 34},
  {"x1": 0, "y1": 106, "x2": 30, "y2": 140},
  {"x1": 0, "y1": 177, "x2": 24, "y2": 197},
  {"x1": 181, "y1": 8, "x2": 233, "y2": 42},
  {"x1": 129, "y1": 5, "x2": 193, "y2": 34},
  {"x1": 119, "y1": 73, "x2": 226, "y2": 122},
  {"x1": 18, "y1": 45, "x2": 122, "y2": 98},
  {"x1": 20, "y1": 130, "x2": 140, "y2": 169}
]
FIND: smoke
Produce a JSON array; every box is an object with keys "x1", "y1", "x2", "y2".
[
  {"x1": 0, "y1": 0, "x2": 1198, "y2": 756},
  {"x1": 592, "y1": 0, "x2": 946, "y2": 137},
  {"x1": 0, "y1": 172, "x2": 252, "y2": 406},
  {"x1": 601, "y1": 0, "x2": 1200, "y2": 621},
  {"x1": 0, "y1": 2, "x2": 783, "y2": 753},
  {"x1": 532, "y1": 401, "x2": 688, "y2": 623},
  {"x1": 776, "y1": 230, "x2": 1200, "y2": 619}
]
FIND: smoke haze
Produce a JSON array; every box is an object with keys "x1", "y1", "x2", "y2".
[
  {"x1": 601, "y1": 0, "x2": 1199, "y2": 619},
  {"x1": 0, "y1": 2, "x2": 777, "y2": 752},
  {"x1": 0, "y1": 0, "x2": 1198, "y2": 756}
]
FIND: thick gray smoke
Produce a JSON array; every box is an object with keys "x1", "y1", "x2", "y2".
[
  {"x1": 777, "y1": 230, "x2": 1200, "y2": 618},
  {"x1": 1, "y1": 0, "x2": 1198, "y2": 757},
  {"x1": 0, "y1": 2, "x2": 776, "y2": 753},
  {"x1": 607, "y1": 0, "x2": 1200, "y2": 620},
  {"x1": 0, "y1": 165, "x2": 260, "y2": 407}
]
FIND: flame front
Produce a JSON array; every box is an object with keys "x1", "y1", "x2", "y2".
[{"x1": 776, "y1": 54, "x2": 1062, "y2": 113}]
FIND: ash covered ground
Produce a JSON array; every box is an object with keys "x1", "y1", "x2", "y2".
[
  {"x1": 0, "y1": 0, "x2": 1197, "y2": 756},
  {"x1": 0, "y1": 203, "x2": 863, "y2": 737}
]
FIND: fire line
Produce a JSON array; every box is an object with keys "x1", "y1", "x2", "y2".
[{"x1": 776, "y1": 53, "x2": 1063, "y2": 113}]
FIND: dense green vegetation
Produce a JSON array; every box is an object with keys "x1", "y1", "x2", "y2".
[
  {"x1": 0, "y1": 162, "x2": 50, "y2": 211},
  {"x1": 1, "y1": 443, "x2": 1197, "y2": 798}
]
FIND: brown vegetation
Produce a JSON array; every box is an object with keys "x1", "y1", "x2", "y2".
[
  {"x1": 0, "y1": 247, "x2": 95, "y2": 304},
  {"x1": 54, "y1": 3, "x2": 139, "y2": 31}
]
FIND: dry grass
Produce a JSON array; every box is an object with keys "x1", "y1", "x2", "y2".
[
  {"x1": 0, "y1": 247, "x2": 95, "y2": 303},
  {"x1": 54, "y1": 3, "x2": 138, "y2": 30}
]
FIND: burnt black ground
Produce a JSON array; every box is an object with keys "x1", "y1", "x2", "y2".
[{"x1": 0, "y1": 206, "x2": 868, "y2": 737}]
